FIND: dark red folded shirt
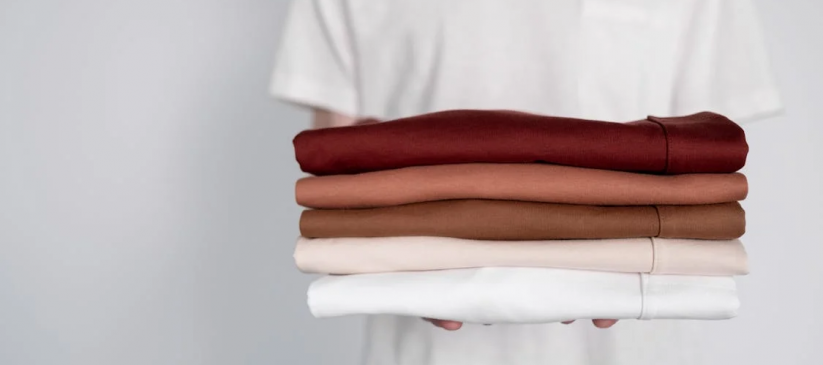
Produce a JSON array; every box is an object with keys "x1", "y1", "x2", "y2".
[{"x1": 293, "y1": 110, "x2": 748, "y2": 175}]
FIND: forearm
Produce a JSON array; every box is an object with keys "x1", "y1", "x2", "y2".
[{"x1": 312, "y1": 109, "x2": 357, "y2": 129}]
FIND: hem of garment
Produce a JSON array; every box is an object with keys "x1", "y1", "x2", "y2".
[
  {"x1": 644, "y1": 117, "x2": 672, "y2": 173},
  {"x1": 649, "y1": 237, "x2": 661, "y2": 274},
  {"x1": 638, "y1": 273, "x2": 652, "y2": 320}
]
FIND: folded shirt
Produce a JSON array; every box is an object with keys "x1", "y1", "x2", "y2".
[
  {"x1": 293, "y1": 110, "x2": 748, "y2": 175},
  {"x1": 300, "y1": 200, "x2": 746, "y2": 240},
  {"x1": 295, "y1": 236, "x2": 749, "y2": 276},
  {"x1": 296, "y1": 164, "x2": 748, "y2": 209},
  {"x1": 308, "y1": 267, "x2": 740, "y2": 323}
]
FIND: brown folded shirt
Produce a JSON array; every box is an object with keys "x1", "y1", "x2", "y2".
[
  {"x1": 300, "y1": 200, "x2": 746, "y2": 240},
  {"x1": 296, "y1": 164, "x2": 748, "y2": 209},
  {"x1": 294, "y1": 110, "x2": 748, "y2": 175}
]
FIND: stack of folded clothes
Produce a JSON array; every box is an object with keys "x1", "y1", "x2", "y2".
[{"x1": 292, "y1": 110, "x2": 749, "y2": 324}]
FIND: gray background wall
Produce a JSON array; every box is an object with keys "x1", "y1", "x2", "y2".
[{"x1": 0, "y1": 0, "x2": 820, "y2": 364}]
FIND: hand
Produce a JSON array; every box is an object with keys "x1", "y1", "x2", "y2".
[
  {"x1": 424, "y1": 318, "x2": 618, "y2": 331},
  {"x1": 561, "y1": 319, "x2": 618, "y2": 328}
]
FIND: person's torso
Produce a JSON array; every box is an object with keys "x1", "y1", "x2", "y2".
[
  {"x1": 344, "y1": 0, "x2": 697, "y2": 121},
  {"x1": 334, "y1": 1, "x2": 714, "y2": 364}
]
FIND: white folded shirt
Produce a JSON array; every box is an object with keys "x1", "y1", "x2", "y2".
[{"x1": 308, "y1": 267, "x2": 740, "y2": 324}]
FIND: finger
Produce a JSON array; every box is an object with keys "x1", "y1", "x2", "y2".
[
  {"x1": 561, "y1": 320, "x2": 575, "y2": 325},
  {"x1": 424, "y1": 318, "x2": 463, "y2": 331},
  {"x1": 436, "y1": 320, "x2": 463, "y2": 331},
  {"x1": 354, "y1": 118, "x2": 381, "y2": 125},
  {"x1": 592, "y1": 319, "x2": 618, "y2": 329}
]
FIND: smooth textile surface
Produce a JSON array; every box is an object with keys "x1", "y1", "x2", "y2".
[
  {"x1": 293, "y1": 111, "x2": 748, "y2": 176},
  {"x1": 308, "y1": 267, "x2": 740, "y2": 323},
  {"x1": 296, "y1": 164, "x2": 749, "y2": 208},
  {"x1": 274, "y1": 0, "x2": 780, "y2": 364},
  {"x1": 272, "y1": 1, "x2": 781, "y2": 124},
  {"x1": 300, "y1": 200, "x2": 746, "y2": 240},
  {"x1": 294, "y1": 236, "x2": 749, "y2": 276}
]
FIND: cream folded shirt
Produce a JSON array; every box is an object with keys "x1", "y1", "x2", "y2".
[
  {"x1": 295, "y1": 236, "x2": 748, "y2": 276},
  {"x1": 308, "y1": 267, "x2": 740, "y2": 323}
]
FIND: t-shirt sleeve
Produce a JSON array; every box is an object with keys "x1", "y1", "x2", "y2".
[
  {"x1": 672, "y1": 0, "x2": 783, "y2": 123},
  {"x1": 269, "y1": 0, "x2": 358, "y2": 117}
]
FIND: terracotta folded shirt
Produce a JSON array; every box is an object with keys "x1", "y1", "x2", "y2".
[
  {"x1": 296, "y1": 164, "x2": 748, "y2": 209},
  {"x1": 300, "y1": 200, "x2": 746, "y2": 240},
  {"x1": 293, "y1": 110, "x2": 748, "y2": 175},
  {"x1": 295, "y1": 236, "x2": 749, "y2": 276}
]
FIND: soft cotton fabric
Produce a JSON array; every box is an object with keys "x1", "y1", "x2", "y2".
[
  {"x1": 295, "y1": 236, "x2": 749, "y2": 276},
  {"x1": 308, "y1": 267, "x2": 740, "y2": 323},
  {"x1": 294, "y1": 111, "x2": 748, "y2": 176},
  {"x1": 296, "y1": 164, "x2": 748, "y2": 208},
  {"x1": 273, "y1": 0, "x2": 780, "y2": 364},
  {"x1": 300, "y1": 200, "x2": 746, "y2": 240}
]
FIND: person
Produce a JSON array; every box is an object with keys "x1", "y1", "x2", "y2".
[{"x1": 270, "y1": 0, "x2": 782, "y2": 364}]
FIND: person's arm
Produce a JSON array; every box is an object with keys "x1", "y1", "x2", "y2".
[{"x1": 312, "y1": 109, "x2": 358, "y2": 129}]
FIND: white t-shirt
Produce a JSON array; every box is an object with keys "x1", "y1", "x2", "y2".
[{"x1": 271, "y1": 0, "x2": 782, "y2": 364}]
